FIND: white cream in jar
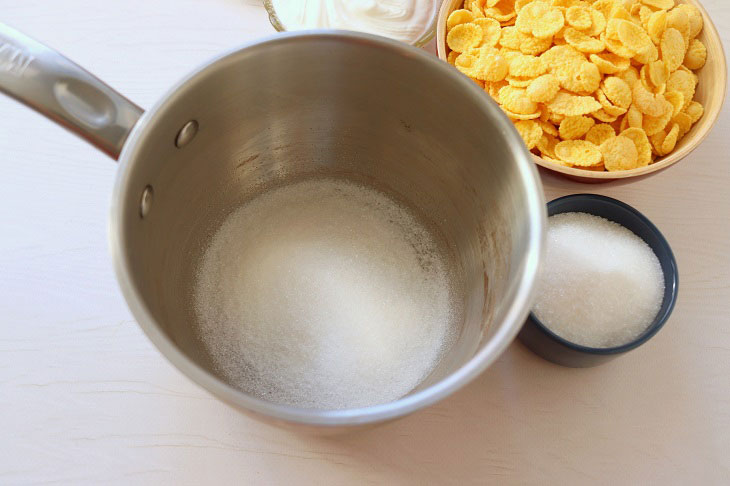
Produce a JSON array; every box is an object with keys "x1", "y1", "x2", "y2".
[{"x1": 269, "y1": 0, "x2": 437, "y2": 45}]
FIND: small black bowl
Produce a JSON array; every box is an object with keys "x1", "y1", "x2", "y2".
[{"x1": 518, "y1": 194, "x2": 679, "y2": 367}]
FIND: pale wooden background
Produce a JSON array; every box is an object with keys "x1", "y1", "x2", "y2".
[{"x1": 0, "y1": 1, "x2": 728, "y2": 484}]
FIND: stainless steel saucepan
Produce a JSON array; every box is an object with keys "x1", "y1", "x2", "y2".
[{"x1": 0, "y1": 23, "x2": 544, "y2": 430}]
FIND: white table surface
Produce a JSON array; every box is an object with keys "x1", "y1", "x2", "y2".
[{"x1": 1, "y1": 1, "x2": 729, "y2": 484}]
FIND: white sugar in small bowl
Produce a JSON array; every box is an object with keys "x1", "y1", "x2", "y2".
[{"x1": 518, "y1": 194, "x2": 678, "y2": 368}]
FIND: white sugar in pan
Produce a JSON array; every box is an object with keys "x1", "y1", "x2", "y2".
[{"x1": 193, "y1": 178, "x2": 460, "y2": 410}]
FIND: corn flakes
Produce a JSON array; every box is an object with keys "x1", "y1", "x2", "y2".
[{"x1": 443, "y1": 0, "x2": 707, "y2": 171}]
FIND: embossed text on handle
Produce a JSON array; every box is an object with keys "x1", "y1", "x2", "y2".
[{"x1": 0, "y1": 41, "x2": 34, "y2": 76}]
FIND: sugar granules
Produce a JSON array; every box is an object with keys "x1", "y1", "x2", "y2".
[
  {"x1": 193, "y1": 179, "x2": 459, "y2": 409},
  {"x1": 533, "y1": 212, "x2": 664, "y2": 348}
]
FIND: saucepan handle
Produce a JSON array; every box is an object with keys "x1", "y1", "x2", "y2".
[{"x1": 0, "y1": 23, "x2": 143, "y2": 160}]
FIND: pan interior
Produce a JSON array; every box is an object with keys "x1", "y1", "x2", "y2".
[{"x1": 117, "y1": 34, "x2": 538, "y2": 413}]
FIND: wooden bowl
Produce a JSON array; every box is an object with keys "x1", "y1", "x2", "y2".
[{"x1": 436, "y1": 0, "x2": 727, "y2": 182}]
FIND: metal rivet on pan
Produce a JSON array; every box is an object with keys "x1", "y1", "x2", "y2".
[
  {"x1": 175, "y1": 120, "x2": 198, "y2": 148},
  {"x1": 140, "y1": 185, "x2": 153, "y2": 218}
]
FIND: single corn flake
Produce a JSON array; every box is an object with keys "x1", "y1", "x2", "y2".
[
  {"x1": 641, "y1": 0, "x2": 674, "y2": 9},
  {"x1": 666, "y1": 69, "x2": 695, "y2": 111},
  {"x1": 474, "y1": 18, "x2": 503, "y2": 46},
  {"x1": 520, "y1": 33, "x2": 554, "y2": 55},
  {"x1": 633, "y1": 42, "x2": 659, "y2": 65},
  {"x1": 550, "y1": 0, "x2": 577, "y2": 8},
  {"x1": 605, "y1": 18, "x2": 621, "y2": 41},
  {"x1": 592, "y1": 0, "x2": 618, "y2": 21},
  {"x1": 589, "y1": 52, "x2": 630, "y2": 74},
  {"x1": 507, "y1": 75, "x2": 534, "y2": 87},
  {"x1": 566, "y1": 6, "x2": 592, "y2": 30},
  {"x1": 548, "y1": 110, "x2": 566, "y2": 125},
  {"x1": 564, "y1": 28, "x2": 606, "y2": 53},
  {"x1": 517, "y1": 2, "x2": 557, "y2": 36},
  {"x1": 541, "y1": 44, "x2": 586, "y2": 68},
  {"x1": 536, "y1": 132, "x2": 560, "y2": 158},
  {"x1": 538, "y1": 108, "x2": 550, "y2": 123},
  {"x1": 557, "y1": 60, "x2": 601, "y2": 93},
  {"x1": 516, "y1": 1, "x2": 545, "y2": 33},
  {"x1": 526, "y1": 73, "x2": 560, "y2": 102},
  {"x1": 485, "y1": 2, "x2": 518, "y2": 23},
  {"x1": 616, "y1": 19, "x2": 653, "y2": 54},
  {"x1": 602, "y1": 76, "x2": 632, "y2": 108},
  {"x1": 499, "y1": 26, "x2": 521, "y2": 49},
  {"x1": 666, "y1": 8, "x2": 691, "y2": 45},
  {"x1": 600, "y1": 135, "x2": 639, "y2": 171},
  {"x1": 499, "y1": 85, "x2": 540, "y2": 114},
  {"x1": 639, "y1": 6, "x2": 653, "y2": 29},
  {"x1": 547, "y1": 90, "x2": 602, "y2": 116},
  {"x1": 541, "y1": 154, "x2": 573, "y2": 166},
  {"x1": 447, "y1": 23, "x2": 483, "y2": 52},
  {"x1": 647, "y1": 10, "x2": 667, "y2": 45},
  {"x1": 604, "y1": 35, "x2": 637, "y2": 59},
  {"x1": 684, "y1": 100, "x2": 704, "y2": 124},
  {"x1": 484, "y1": 54, "x2": 511, "y2": 82},
  {"x1": 632, "y1": 81, "x2": 666, "y2": 117},
  {"x1": 597, "y1": 89, "x2": 628, "y2": 116},
  {"x1": 515, "y1": 120, "x2": 544, "y2": 149},
  {"x1": 610, "y1": 6, "x2": 632, "y2": 23},
  {"x1": 627, "y1": 103, "x2": 643, "y2": 128},
  {"x1": 661, "y1": 122, "x2": 680, "y2": 154},
  {"x1": 586, "y1": 9, "x2": 607, "y2": 37},
  {"x1": 460, "y1": 47, "x2": 510, "y2": 82},
  {"x1": 618, "y1": 114, "x2": 630, "y2": 135},
  {"x1": 592, "y1": 108, "x2": 619, "y2": 123},
  {"x1": 471, "y1": 2, "x2": 487, "y2": 19},
  {"x1": 499, "y1": 47, "x2": 524, "y2": 63},
  {"x1": 509, "y1": 54, "x2": 546, "y2": 77},
  {"x1": 672, "y1": 111, "x2": 692, "y2": 137},
  {"x1": 677, "y1": 64, "x2": 699, "y2": 83},
  {"x1": 533, "y1": 9, "x2": 566, "y2": 39},
  {"x1": 455, "y1": 52, "x2": 475, "y2": 67},
  {"x1": 454, "y1": 52, "x2": 480, "y2": 77},
  {"x1": 555, "y1": 139, "x2": 603, "y2": 166},
  {"x1": 675, "y1": 4, "x2": 703, "y2": 39},
  {"x1": 447, "y1": 9, "x2": 476, "y2": 30},
  {"x1": 642, "y1": 98, "x2": 673, "y2": 136},
  {"x1": 647, "y1": 60, "x2": 669, "y2": 88},
  {"x1": 559, "y1": 115, "x2": 595, "y2": 140},
  {"x1": 619, "y1": 127, "x2": 652, "y2": 167},
  {"x1": 538, "y1": 118, "x2": 559, "y2": 136},
  {"x1": 485, "y1": 79, "x2": 508, "y2": 99},
  {"x1": 684, "y1": 38, "x2": 707, "y2": 70},
  {"x1": 664, "y1": 90, "x2": 684, "y2": 118},
  {"x1": 649, "y1": 130, "x2": 667, "y2": 155},
  {"x1": 585, "y1": 123, "x2": 616, "y2": 145},
  {"x1": 504, "y1": 108, "x2": 543, "y2": 120},
  {"x1": 661, "y1": 27, "x2": 686, "y2": 72},
  {"x1": 616, "y1": 65, "x2": 640, "y2": 87},
  {"x1": 581, "y1": 163, "x2": 607, "y2": 171}
]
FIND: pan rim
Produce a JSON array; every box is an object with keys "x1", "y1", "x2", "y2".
[{"x1": 109, "y1": 29, "x2": 546, "y2": 427}]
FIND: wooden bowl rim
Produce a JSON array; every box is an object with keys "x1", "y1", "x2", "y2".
[{"x1": 436, "y1": 0, "x2": 727, "y2": 180}]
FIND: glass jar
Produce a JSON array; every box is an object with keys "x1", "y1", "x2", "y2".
[{"x1": 263, "y1": 0, "x2": 438, "y2": 47}]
